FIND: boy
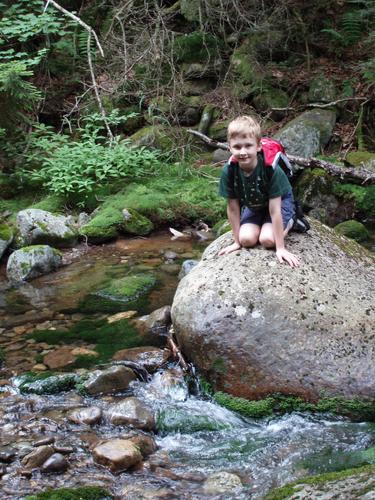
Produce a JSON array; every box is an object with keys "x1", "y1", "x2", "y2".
[{"x1": 218, "y1": 115, "x2": 300, "y2": 268}]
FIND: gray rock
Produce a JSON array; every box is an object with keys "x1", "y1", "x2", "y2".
[
  {"x1": 178, "y1": 259, "x2": 199, "y2": 279},
  {"x1": 6, "y1": 245, "x2": 62, "y2": 283},
  {"x1": 40, "y1": 453, "x2": 68, "y2": 473},
  {"x1": 308, "y1": 75, "x2": 336, "y2": 103},
  {"x1": 212, "y1": 148, "x2": 231, "y2": 164},
  {"x1": 67, "y1": 406, "x2": 102, "y2": 425},
  {"x1": 92, "y1": 438, "x2": 142, "y2": 473},
  {"x1": 77, "y1": 212, "x2": 90, "y2": 227},
  {"x1": 134, "y1": 305, "x2": 172, "y2": 346},
  {"x1": 275, "y1": 109, "x2": 336, "y2": 157},
  {"x1": 171, "y1": 221, "x2": 375, "y2": 402},
  {"x1": 112, "y1": 346, "x2": 168, "y2": 372},
  {"x1": 105, "y1": 397, "x2": 155, "y2": 430},
  {"x1": 83, "y1": 365, "x2": 137, "y2": 395},
  {"x1": 16, "y1": 209, "x2": 77, "y2": 247}
]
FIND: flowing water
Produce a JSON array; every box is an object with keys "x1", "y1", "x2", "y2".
[{"x1": 0, "y1": 231, "x2": 374, "y2": 498}]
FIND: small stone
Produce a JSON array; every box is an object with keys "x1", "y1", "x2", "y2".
[
  {"x1": 32, "y1": 364, "x2": 48, "y2": 372},
  {"x1": 203, "y1": 472, "x2": 243, "y2": 494},
  {"x1": 163, "y1": 250, "x2": 178, "y2": 261},
  {"x1": 112, "y1": 346, "x2": 169, "y2": 372},
  {"x1": 107, "y1": 311, "x2": 138, "y2": 323},
  {"x1": 83, "y1": 365, "x2": 137, "y2": 395},
  {"x1": 68, "y1": 406, "x2": 102, "y2": 425},
  {"x1": 43, "y1": 346, "x2": 76, "y2": 369},
  {"x1": 92, "y1": 439, "x2": 142, "y2": 473},
  {"x1": 41, "y1": 453, "x2": 69, "y2": 473},
  {"x1": 0, "y1": 448, "x2": 16, "y2": 463},
  {"x1": 71, "y1": 347, "x2": 98, "y2": 357},
  {"x1": 13, "y1": 326, "x2": 28, "y2": 335},
  {"x1": 33, "y1": 436, "x2": 55, "y2": 447},
  {"x1": 21, "y1": 445, "x2": 54, "y2": 469},
  {"x1": 105, "y1": 397, "x2": 155, "y2": 431}
]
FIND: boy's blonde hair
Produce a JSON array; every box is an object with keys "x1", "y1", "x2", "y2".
[{"x1": 227, "y1": 115, "x2": 261, "y2": 143}]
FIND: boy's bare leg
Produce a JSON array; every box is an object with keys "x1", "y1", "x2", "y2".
[
  {"x1": 239, "y1": 223, "x2": 261, "y2": 247},
  {"x1": 258, "y1": 222, "x2": 290, "y2": 248}
]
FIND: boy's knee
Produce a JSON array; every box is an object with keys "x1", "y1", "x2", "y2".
[
  {"x1": 239, "y1": 235, "x2": 258, "y2": 247},
  {"x1": 259, "y1": 236, "x2": 275, "y2": 249}
]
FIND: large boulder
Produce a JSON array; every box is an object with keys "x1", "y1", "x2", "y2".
[
  {"x1": 171, "y1": 221, "x2": 375, "y2": 402},
  {"x1": 6, "y1": 245, "x2": 62, "y2": 282},
  {"x1": 275, "y1": 109, "x2": 336, "y2": 157},
  {"x1": 16, "y1": 209, "x2": 77, "y2": 247}
]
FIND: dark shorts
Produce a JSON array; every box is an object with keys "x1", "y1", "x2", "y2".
[{"x1": 240, "y1": 192, "x2": 295, "y2": 229}]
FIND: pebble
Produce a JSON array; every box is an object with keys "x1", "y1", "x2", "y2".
[{"x1": 41, "y1": 453, "x2": 69, "y2": 473}]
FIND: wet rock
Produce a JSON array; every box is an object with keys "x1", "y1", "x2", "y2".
[
  {"x1": 178, "y1": 259, "x2": 199, "y2": 279},
  {"x1": 105, "y1": 397, "x2": 155, "y2": 430},
  {"x1": 6, "y1": 245, "x2": 62, "y2": 283},
  {"x1": 119, "y1": 484, "x2": 176, "y2": 499},
  {"x1": 126, "y1": 433, "x2": 157, "y2": 457},
  {"x1": 134, "y1": 306, "x2": 171, "y2": 346},
  {"x1": 33, "y1": 436, "x2": 55, "y2": 447},
  {"x1": 163, "y1": 250, "x2": 178, "y2": 261},
  {"x1": 21, "y1": 445, "x2": 54, "y2": 469},
  {"x1": 112, "y1": 346, "x2": 168, "y2": 372},
  {"x1": 83, "y1": 365, "x2": 137, "y2": 395},
  {"x1": 68, "y1": 406, "x2": 102, "y2": 425},
  {"x1": 92, "y1": 438, "x2": 143, "y2": 473},
  {"x1": 16, "y1": 209, "x2": 77, "y2": 247},
  {"x1": 107, "y1": 311, "x2": 137, "y2": 323},
  {"x1": 40, "y1": 452, "x2": 69, "y2": 473},
  {"x1": 32, "y1": 363, "x2": 48, "y2": 372},
  {"x1": 172, "y1": 222, "x2": 375, "y2": 402},
  {"x1": 203, "y1": 471, "x2": 243, "y2": 494},
  {"x1": 0, "y1": 448, "x2": 16, "y2": 463},
  {"x1": 147, "y1": 368, "x2": 187, "y2": 401}
]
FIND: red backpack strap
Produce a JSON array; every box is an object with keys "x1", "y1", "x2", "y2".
[{"x1": 260, "y1": 137, "x2": 293, "y2": 177}]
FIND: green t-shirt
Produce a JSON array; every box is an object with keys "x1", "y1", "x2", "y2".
[{"x1": 219, "y1": 153, "x2": 292, "y2": 209}]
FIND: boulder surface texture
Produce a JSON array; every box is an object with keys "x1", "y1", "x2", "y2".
[
  {"x1": 16, "y1": 209, "x2": 77, "y2": 247},
  {"x1": 171, "y1": 220, "x2": 375, "y2": 402},
  {"x1": 6, "y1": 245, "x2": 62, "y2": 282}
]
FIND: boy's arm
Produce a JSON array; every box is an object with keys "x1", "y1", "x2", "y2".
[
  {"x1": 269, "y1": 197, "x2": 299, "y2": 268},
  {"x1": 218, "y1": 198, "x2": 242, "y2": 255}
]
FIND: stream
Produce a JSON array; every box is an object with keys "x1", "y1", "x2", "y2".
[{"x1": 0, "y1": 231, "x2": 374, "y2": 499}]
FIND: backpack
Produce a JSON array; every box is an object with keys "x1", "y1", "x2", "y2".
[{"x1": 227, "y1": 137, "x2": 310, "y2": 233}]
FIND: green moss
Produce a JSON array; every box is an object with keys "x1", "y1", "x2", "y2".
[
  {"x1": 157, "y1": 408, "x2": 231, "y2": 433},
  {"x1": 174, "y1": 32, "x2": 222, "y2": 63},
  {"x1": 17, "y1": 372, "x2": 81, "y2": 395},
  {"x1": 29, "y1": 194, "x2": 66, "y2": 213},
  {"x1": 28, "y1": 317, "x2": 152, "y2": 366},
  {"x1": 333, "y1": 184, "x2": 375, "y2": 216},
  {"x1": 0, "y1": 223, "x2": 12, "y2": 241},
  {"x1": 214, "y1": 392, "x2": 275, "y2": 418},
  {"x1": 265, "y1": 465, "x2": 375, "y2": 500},
  {"x1": 213, "y1": 392, "x2": 375, "y2": 421},
  {"x1": 120, "y1": 208, "x2": 153, "y2": 235},
  {"x1": 98, "y1": 273, "x2": 156, "y2": 302},
  {"x1": 25, "y1": 486, "x2": 112, "y2": 500},
  {"x1": 335, "y1": 220, "x2": 370, "y2": 242},
  {"x1": 212, "y1": 357, "x2": 227, "y2": 374},
  {"x1": 346, "y1": 151, "x2": 375, "y2": 167}
]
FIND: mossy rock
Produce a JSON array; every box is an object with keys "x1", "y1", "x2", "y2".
[
  {"x1": 79, "y1": 194, "x2": 153, "y2": 242},
  {"x1": 213, "y1": 219, "x2": 231, "y2": 236},
  {"x1": 120, "y1": 208, "x2": 153, "y2": 235},
  {"x1": 333, "y1": 184, "x2": 375, "y2": 217},
  {"x1": 252, "y1": 86, "x2": 289, "y2": 120},
  {"x1": 180, "y1": 0, "x2": 200, "y2": 21},
  {"x1": 173, "y1": 32, "x2": 222, "y2": 64},
  {"x1": 25, "y1": 486, "x2": 112, "y2": 500},
  {"x1": 29, "y1": 317, "x2": 151, "y2": 367},
  {"x1": 145, "y1": 96, "x2": 203, "y2": 127},
  {"x1": 209, "y1": 119, "x2": 231, "y2": 142},
  {"x1": 97, "y1": 273, "x2": 156, "y2": 303},
  {"x1": 230, "y1": 37, "x2": 265, "y2": 87},
  {"x1": 157, "y1": 407, "x2": 231, "y2": 434},
  {"x1": 214, "y1": 392, "x2": 375, "y2": 421},
  {"x1": 29, "y1": 195, "x2": 66, "y2": 213},
  {"x1": 17, "y1": 372, "x2": 81, "y2": 395},
  {"x1": 0, "y1": 222, "x2": 13, "y2": 242},
  {"x1": 346, "y1": 151, "x2": 375, "y2": 171},
  {"x1": 335, "y1": 220, "x2": 370, "y2": 242},
  {"x1": 308, "y1": 74, "x2": 336, "y2": 103},
  {"x1": 265, "y1": 464, "x2": 375, "y2": 500}
]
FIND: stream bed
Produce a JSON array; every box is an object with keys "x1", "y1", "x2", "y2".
[{"x1": 0, "y1": 231, "x2": 374, "y2": 499}]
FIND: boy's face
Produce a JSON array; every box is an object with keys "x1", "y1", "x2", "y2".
[{"x1": 229, "y1": 133, "x2": 261, "y2": 172}]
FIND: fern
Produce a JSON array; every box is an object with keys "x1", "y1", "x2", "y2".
[{"x1": 341, "y1": 10, "x2": 363, "y2": 44}]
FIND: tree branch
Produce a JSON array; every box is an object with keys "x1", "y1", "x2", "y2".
[{"x1": 187, "y1": 129, "x2": 375, "y2": 185}]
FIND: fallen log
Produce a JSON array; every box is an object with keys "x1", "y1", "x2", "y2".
[{"x1": 187, "y1": 129, "x2": 375, "y2": 185}]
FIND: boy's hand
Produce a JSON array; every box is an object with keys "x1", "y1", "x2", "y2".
[
  {"x1": 276, "y1": 248, "x2": 300, "y2": 268},
  {"x1": 218, "y1": 242, "x2": 241, "y2": 256}
]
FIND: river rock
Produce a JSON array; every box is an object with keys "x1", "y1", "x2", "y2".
[
  {"x1": 134, "y1": 306, "x2": 171, "y2": 346},
  {"x1": 6, "y1": 245, "x2": 62, "y2": 283},
  {"x1": 171, "y1": 221, "x2": 375, "y2": 402},
  {"x1": 83, "y1": 365, "x2": 137, "y2": 395},
  {"x1": 126, "y1": 433, "x2": 157, "y2": 457},
  {"x1": 203, "y1": 471, "x2": 243, "y2": 494},
  {"x1": 92, "y1": 438, "x2": 143, "y2": 473},
  {"x1": 119, "y1": 483, "x2": 176, "y2": 499},
  {"x1": 21, "y1": 445, "x2": 55, "y2": 469},
  {"x1": 40, "y1": 452, "x2": 68, "y2": 473},
  {"x1": 178, "y1": 259, "x2": 199, "y2": 279},
  {"x1": 105, "y1": 397, "x2": 155, "y2": 430},
  {"x1": 16, "y1": 209, "x2": 77, "y2": 247},
  {"x1": 67, "y1": 406, "x2": 102, "y2": 425},
  {"x1": 275, "y1": 109, "x2": 336, "y2": 157},
  {"x1": 43, "y1": 346, "x2": 77, "y2": 370},
  {"x1": 112, "y1": 346, "x2": 168, "y2": 372}
]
